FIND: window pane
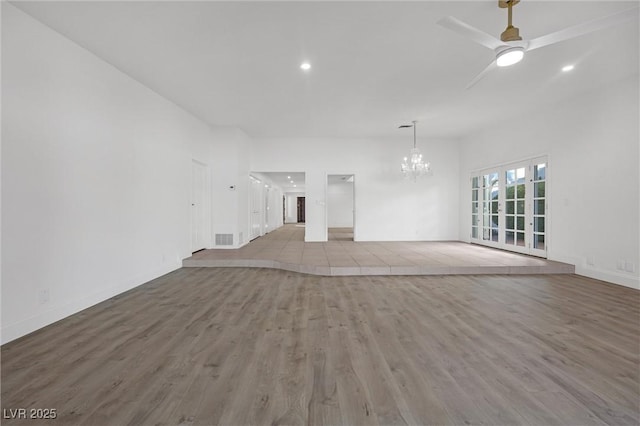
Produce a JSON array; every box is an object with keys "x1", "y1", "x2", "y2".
[
  {"x1": 472, "y1": 227, "x2": 478, "y2": 239},
  {"x1": 505, "y1": 185, "x2": 515, "y2": 200},
  {"x1": 517, "y1": 216, "x2": 525, "y2": 231},
  {"x1": 484, "y1": 173, "x2": 498, "y2": 187},
  {"x1": 534, "y1": 234, "x2": 545, "y2": 250},
  {"x1": 534, "y1": 164, "x2": 546, "y2": 181},
  {"x1": 483, "y1": 228, "x2": 490, "y2": 240},
  {"x1": 506, "y1": 170, "x2": 516, "y2": 185},
  {"x1": 491, "y1": 201, "x2": 499, "y2": 214},
  {"x1": 506, "y1": 231, "x2": 515, "y2": 245},
  {"x1": 534, "y1": 182, "x2": 545, "y2": 198},
  {"x1": 506, "y1": 201, "x2": 515, "y2": 214},
  {"x1": 472, "y1": 214, "x2": 478, "y2": 225},
  {"x1": 472, "y1": 176, "x2": 479, "y2": 188},
  {"x1": 535, "y1": 217, "x2": 545, "y2": 233},
  {"x1": 506, "y1": 216, "x2": 515, "y2": 230},
  {"x1": 472, "y1": 203, "x2": 478, "y2": 214},
  {"x1": 517, "y1": 184, "x2": 525, "y2": 199},
  {"x1": 491, "y1": 216, "x2": 499, "y2": 229},
  {"x1": 517, "y1": 200, "x2": 525, "y2": 214},
  {"x1": 472, "y1": 190, "x2": 478, "y2": 201},
  {"x1": 517, "y1": 232, "x2": 525, "y2": 246},
  {"x1": 534, "y1": 199, "x2": 545, "y2": 215},
  {"x1": 516, "y1": 167, "x2": 525, "y2": 184},
  {"x1": 491, "y1": 187, "x2": 499, "y2": 201}
]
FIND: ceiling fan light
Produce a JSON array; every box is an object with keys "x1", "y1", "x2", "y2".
[{"x1": 496, "y1": 47, "x2": 524, "y2": 67}]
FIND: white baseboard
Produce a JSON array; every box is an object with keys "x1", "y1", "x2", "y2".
[
  {"x1": 551, "y1": 253, "x2": 639, "y2": 290},
  {"x1": 1, "y1": 261, "x2": 181, "y2": 345},
  {"x1": 574, "y1": 265, "x2": 640, "y2": 290}
]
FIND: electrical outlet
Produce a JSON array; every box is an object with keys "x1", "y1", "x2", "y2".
[
  {"x1": 38, "y1": 289, "x2": 50, "y2": 304},
  {"x1": 625, "y1": 261, "x2": 635, "y2": 273}
]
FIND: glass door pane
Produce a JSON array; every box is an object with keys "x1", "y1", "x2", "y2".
[
  {"x1": 471, "y1": 176, "x2": 479, "y2": 240},
  {"x1": 504, "y1": 166, "x2": 526, "y2": 249},
  {"x1": 482, "y1": 172, "x2": 499, "y2": 243},
  {"x1": 531, "y1": 161, "x2": 547, "y2": 254}
]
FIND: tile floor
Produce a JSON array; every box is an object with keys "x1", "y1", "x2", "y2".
[{"x1": 184, "y1": 224, "x2": 575, "y2": 276}]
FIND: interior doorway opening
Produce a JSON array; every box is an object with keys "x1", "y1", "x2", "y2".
[
  {"x1": 297, "y1": 197, "x2": 306, "y2": 223},
  {"x1": 327, "y1": 174, "x2": 355, "y2": 241}
]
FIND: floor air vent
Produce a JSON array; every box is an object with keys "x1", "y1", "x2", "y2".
[{"x1": 215, "y1": 234, "x2": 234, "y2": 246}]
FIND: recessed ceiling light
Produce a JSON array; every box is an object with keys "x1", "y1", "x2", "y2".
[
  {"x1": 287, "y1": 175, "x2": 291, "y2": 179},
  {"x1": 300, "y1": 62, "x2": 311, "y2": 71},
  {"x1": 562, "y1": 64, "x2": 575, "y2": 72},
  {"x1": 293, "y1": 184, "x2": 297, "y2": 187}
]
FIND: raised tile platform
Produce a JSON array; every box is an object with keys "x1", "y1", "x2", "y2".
[{"x1": 183, "y1": 225, "x2": 575, "y2": 276}]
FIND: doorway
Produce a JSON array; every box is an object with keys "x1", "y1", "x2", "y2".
[
  {"x1": 297, "y1": 197, "x2": 306, "y2": 223},
  {"x1": 471, "y1": 156, "x2": 547, "y2": 257},
  {"x1": 327, "y1": 174, "x2": 355, "y2": 241}
]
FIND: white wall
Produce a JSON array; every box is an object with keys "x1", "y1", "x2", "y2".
[
  {"x1": 251, "y1": 137, "x2": 460, "y2": 242},
  {"x1": 210, "y1": 127, "x2": 251, "y2": 248},
  {"x1": 0, "y1": 5, "x2": 248, "y2": 343},
  {"x1": 328, "y1": 179, "x2": 354, "y2": 228},
  {"x1": 458, "y1": 76, "x2": 640, "y2": 289}
]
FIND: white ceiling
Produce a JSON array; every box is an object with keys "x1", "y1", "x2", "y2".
[{"x1": 11, "y1": 1, "x2": 639, "y2": 140}]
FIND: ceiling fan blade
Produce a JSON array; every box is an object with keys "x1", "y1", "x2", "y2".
[
  {"x1": 527, "y1": 7, "x2": 639, "y2": 52},
  {"x1": 466, "y1": 60, "x2": 497, "y2": 90},
  {"x1": 438, "y1": 16, "x2": 504, "y2": 50}
]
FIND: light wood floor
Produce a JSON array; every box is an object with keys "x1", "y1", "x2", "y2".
[
  {"x1": 186, "y1": 224, "x2": 574, "y2": 276},
  {"x1": 2, "y1": 268, "x2": 639, "y2": 425}
]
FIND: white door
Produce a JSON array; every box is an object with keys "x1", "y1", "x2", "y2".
[
  {"x1": 191, "y1": 160, "x2": 208, "y2": 252},
  {"x1": 471, "y1": 157, "x2": 548, "y2": 257},
  {"x1": 264, "y1": 186, "x2": 271, "y2": 234},
  {"x1": 249, "y1": 176, "x2": 262, "y2": 240}
]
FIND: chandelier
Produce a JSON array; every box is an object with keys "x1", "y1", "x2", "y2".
[{"x1": 400, "y1": 120, "x2": 430, "y2": 181}]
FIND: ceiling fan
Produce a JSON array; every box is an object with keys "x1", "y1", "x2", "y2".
[{"x1": 438, "y1": 0, "x2": 639, "y2": 88}]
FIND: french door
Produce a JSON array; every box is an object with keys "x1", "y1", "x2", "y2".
[{"x1": 471, "y1": 157, "x2": 547, "y2": 257}]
